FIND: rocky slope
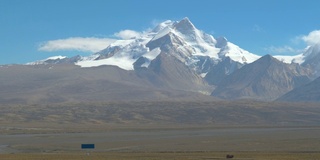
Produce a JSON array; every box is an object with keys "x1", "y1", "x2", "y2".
[
  {"x1": 211, "y1": 55, "x2": 312, "y2": 100},
  {"x1": 277, "y1": 76, "x2": 320, "y2": 102}
]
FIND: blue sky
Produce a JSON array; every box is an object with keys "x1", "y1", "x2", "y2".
[{"x1": 1, "y1": 0, "x2": 320, "y2": 64}]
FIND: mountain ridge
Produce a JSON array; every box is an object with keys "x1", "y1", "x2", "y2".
[
  {"x1": 8, "y1": 17, "x2": 320, "y2": 102},
  {"x1": 211, "y1": 54, "x2": 312, "y2": 100},
  {"x1": 30, "y1": 18, "x2": 260, "y2": 74}
]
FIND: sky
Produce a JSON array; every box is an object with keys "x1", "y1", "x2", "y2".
[{"x1": 1, "y1": 0, "x2": 320, "y2": 64}]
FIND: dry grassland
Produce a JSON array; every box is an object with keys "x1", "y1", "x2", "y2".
[
  {"x1": 1, "y1": 101, "x2": 320, "y2": 159},
  {"x1": 1, "y1": 151, "x2": 320, "y2": 160}
]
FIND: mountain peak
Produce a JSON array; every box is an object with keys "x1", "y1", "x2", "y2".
[
  {"x1": 152, "y1": 20, "x2": 174, "y2": 33},
  {"x1": 262, "y1": 54, "x2": 273, "y2": 58},
  {"x1": 173, "y1": 17, "x2": 196, "y2": 35},
  {"x1": 259, "y1": 54, "x2": 276, "y2": 62},
  {"x1": 181, "y1": 17, "x2": 192, "y2": 22},
  {"x1": 253, "y1": 54, "x2": 281, "y2": 67}
]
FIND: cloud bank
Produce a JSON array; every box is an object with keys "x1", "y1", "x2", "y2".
[
  {"x1": 38, "y1": 30, "x2": 143, "y2": 53},
  {"x1": 114, "y1": 30, "x2": 142, "y2": 40},
  {"x1": 302, "y1": 30, "x2": 320, "y2": 45},
  {"x1": 266, "y1": 30, "x2": 320, "y2": 55},
  {"x1": 38, "y1": 37, "x2": 116, "y2": 52}
]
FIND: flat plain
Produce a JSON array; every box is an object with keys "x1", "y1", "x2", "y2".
[{"x1": 1, "y1": 101, "x2": 320, "y2": 159}]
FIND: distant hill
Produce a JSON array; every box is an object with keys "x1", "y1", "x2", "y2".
[
  {"x1": 0, "y1": 64, "x2": 214, "y2": 104},
  {"x1": 277, "y1": 76, "x2": 320, "y2": 102},
  {"x1": 211, "y1": 55, "x2": 312, "y2": 100}
]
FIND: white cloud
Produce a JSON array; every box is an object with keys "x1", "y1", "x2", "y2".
[
  {"x1": 114, "y1": 30, "x2": 142, "y2": 40},
  {"x1": 302, "y1": 30, "x2": 320, "y2": 45},
  {"x1": 265, "y1": 30, "x2": 320, "y2": 55},
  {"x1": 38, "y1": 30, "x2": 143, "y2": 53},
  {"x1": 38, "y1": 37, "x2": 116, "y2": 52}
]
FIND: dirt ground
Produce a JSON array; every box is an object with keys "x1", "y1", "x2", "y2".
[
  {"x1": 1, "y1": 151, "x2": 320, "y2": 160},
  {"x1": 1, "y1": 126, "x2": 320, "y2": 159},
  {"x1": 1, "y1": 101, "x2": 320, "y2": 159}
]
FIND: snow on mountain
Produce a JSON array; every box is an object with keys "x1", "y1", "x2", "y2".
[
  {"x1": 27, "y1": 56, "x2": 67, "y2": 65},
  {"x1": 21, "y1": 18, "x2": 320, "y2": 101},
  {"x1": 28, "y1": 18, "x2": 265, "y2": 75},
  {"x1": 75, "y1": 17, "x2": 261, "y2": 74},
  {"x1": 149, "y1": 17, "x2": 259, "y2": 64},
  {"x1": 271, "y1": 43, "x2": 320, "y2": 78},
  {"x1": 274, "y1": 54, "x2": 304, "y2": 64},
  {"x1": 273, "y1": 44, "x2": 318, "y2": 65},
  {"x1": 151, "y1": 25, "x2": 172, "y2": 41},
  {"x1": 301, "y1": 44, "x2": 320, "y2": 77},
  {"x1": 218, "y1": 42, "x2": 260, "y2": 63},
  {"x1": 77, "y1": 47, "x2": 161, "y2": 70},
  {"x1": 46, "y1": 55, "x2": 67, "y2": 60},
  {"x1": 152, "y1": 20, "x2": 175, "y2": 33},
  {"x1": 76, "y1": 55, "x2": 135, "y2": 70},
  {"x1": 170, "y1": 18, "x2": 220, "y2": 59},
  {"x1": 302, "y1": 44, "x2": 320, "y2": 62},
  {"x1": 140, "y1": 48, "x2": 161, "y2": 67},
  {"x1": 28, "y1": 17, "x2": 320, "y2": 77},
  {"x1": 76, "y1": 32, "x2": 158, "y2": 70}
]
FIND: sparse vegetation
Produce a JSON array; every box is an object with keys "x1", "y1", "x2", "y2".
[
  {"x1": 1, "y1": 101, "x2": 320, "y2": 130},
  {"x1": 1, "y1": 101, "x2": 320, "y2": 159},
  {"x1": 1, "y1": 152, "x2": 320, "y2": 160}
]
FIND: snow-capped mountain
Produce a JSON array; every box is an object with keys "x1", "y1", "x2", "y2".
[
  {"x1": 27, "y1": 56, "x2": 67, "y2": 65},
  {"x1": 28, "y1": 17, "x2": 320, "y2": 78},
  {"x1": 301, "y1": 44, "x2": 320, "y2": 77},
  {"x1": 23, "y1": 17, "x2": 320, "y2": 101},
  {"x1": 273, "y1": 44, "x2": 320, "y2": 78},
  {"x1": 27, "y1": 55, "x2": 81, "y2": 65},
  {"x1": 71, "y1": 17, "x2": 260, "y2": 76},
  {"x1": 273, "y1": 54, "x2": 304, "y2": 64}
]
